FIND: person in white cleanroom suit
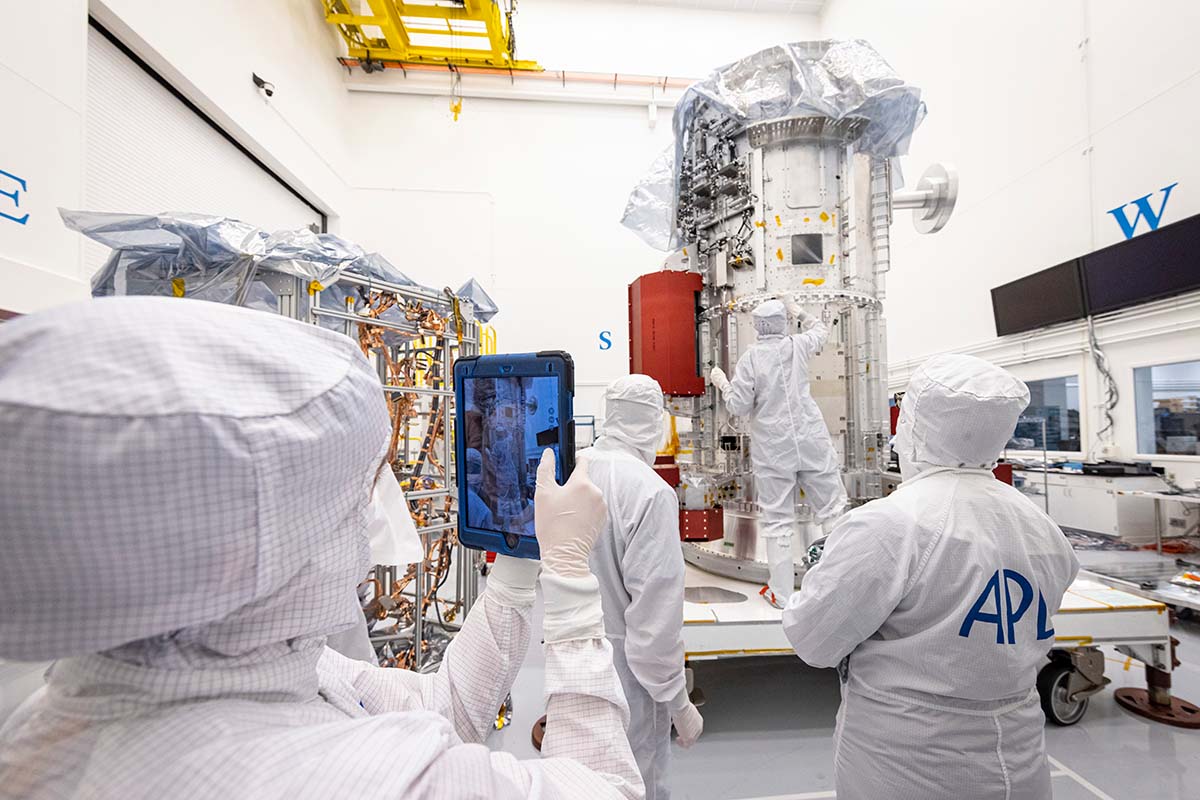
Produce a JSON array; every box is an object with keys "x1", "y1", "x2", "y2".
[
  {"x1": 783, "y1": 354, "x2": 1080, "y2": 799},
  {"x1": 710, "y1": 297, "x2": 847, "y2": 607},
  {"x1": 589, "y1": 375, "x2": 704, "y2": 799},
  {"x1": 0, "y1": 297, "x2": 644, "y2": 800}
]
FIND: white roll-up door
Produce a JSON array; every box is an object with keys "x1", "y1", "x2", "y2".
[{"x1": 83, "y1": 24, "x2": 323, "y2": 277}]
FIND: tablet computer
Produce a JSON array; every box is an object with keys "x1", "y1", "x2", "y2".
[{"x1": 455, "y1": 351, "x2": 575, "y2": 558}]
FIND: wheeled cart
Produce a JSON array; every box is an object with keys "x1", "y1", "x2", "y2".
[{"x1": 682, "y1": 566, "x2": 1180, "y2": 726}]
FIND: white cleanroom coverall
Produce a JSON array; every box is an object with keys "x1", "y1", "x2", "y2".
[
  {"x1": 783, "y1": 353, "x2": 1080, "y2": 800},
  {"x1": 0, "y1": 297, "x2": 643, "y2": 800},
  {"x1": 589, "y1": 375, "x2": 703, "y2": 800},
  {"x1": 712, "y1": 298, "x2": 847, "y2": 605}
]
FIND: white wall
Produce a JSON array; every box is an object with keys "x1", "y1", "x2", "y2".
[
  {"x1": 90, "y1": 0, "x2": 352, "y2": 217},
  {"x1": 821, "y1": 0, "x2": 1200, "y2": 486},
  {"x1": 519, "y1": 0, "x2": 818, "y2": 76},
  {"x1": 340, "y1": 1, "x2": 819, "y2": 418},
  {"x1": 0, "y1": 0, "x2": 357, "y2": 317},
  {"x1": 340, "y1": 94, "x2": 671, "y2": 418},
  {"x1": 0, "y1": 0, "x2": 90, "y2": 314}
]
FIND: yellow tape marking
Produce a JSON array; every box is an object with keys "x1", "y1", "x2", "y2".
[
  {"x1": 819, "y1": 211, "x2": 830, "y2": 222},
  {"x1": 802, "y1": 278, "x2": 825, "y2": 286},
  {"x1": 307, "y1": 280, "x2": 325, "y2": 295},
  {"x1": 776, "y1": 248, "x2": 784, "y2": 262},
  {"x1": 171, "y1": 278, "x2": 185, "y2": 297},
  {"x1": 1059, "y1": 604, "x2": 1164, "y2": 615},
  {"x1": 774, "y1": 215, "x2": 782, "y2": 227},
  {"x1": 1053, "y1": 635, "x2": 1094, "y2": 644}
]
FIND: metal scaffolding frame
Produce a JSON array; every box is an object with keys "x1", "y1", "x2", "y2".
[{"x1": 262, "y1": 267, "x2": 482, "y2": 671}]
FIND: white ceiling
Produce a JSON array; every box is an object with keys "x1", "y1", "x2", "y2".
[{"x1": 561, "y1": 0, "x2": 826, "y2": 13}]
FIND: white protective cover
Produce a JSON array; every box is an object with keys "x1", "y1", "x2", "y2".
[
  {"x1": 589, "y1": 376, "x2": 689, "y2": 798},
  {"x1": 782, "y1": 354, "x2": 1079, "y2": 799},
  {"x1": 0, "y1": 297, "x2": 641, "y2": 799}
]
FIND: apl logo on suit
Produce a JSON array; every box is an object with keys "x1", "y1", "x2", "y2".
[
  {"x1": 1107, "y1": 182, "x2": 1178, "y2": 240},
  {"x1": 959, "y1": 568, "x2": 1056, "y2": 644}
]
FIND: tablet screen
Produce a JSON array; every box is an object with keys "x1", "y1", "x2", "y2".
[{"x1": 461, "y1": 375, "x2": 561, "y2": 536}]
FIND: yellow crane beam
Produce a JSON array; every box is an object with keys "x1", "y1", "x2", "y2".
[{"x1": 322, "y1": 0, "x2": 541, "y2": 72}]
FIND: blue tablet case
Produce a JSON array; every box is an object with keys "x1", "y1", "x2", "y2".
[{"x1": 455, "y1": 351, "x2": 575, "y2": 559}]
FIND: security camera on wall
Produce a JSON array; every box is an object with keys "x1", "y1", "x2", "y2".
[{"x1": 252, "y1": 73, "x2": 274, "y2": 99}]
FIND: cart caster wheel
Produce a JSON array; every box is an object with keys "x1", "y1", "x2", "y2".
[{"x1": 1038, "y1": 662, "x2": 1089, "y2": 726}]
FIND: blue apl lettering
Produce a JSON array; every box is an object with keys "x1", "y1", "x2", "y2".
[
  {"x1": 598, "y1": 330, "x2": 612, "y2": 351},
  {"x1": 1036, "y1": 591, "x2": 1055, "y2": 641},
  {"x1": 1003, "y1": 569, "x2": 1034, "y2": 645},
  {"x1": 1107, "y1": 182, "x2": 1177, "y2": 239},
  {"x1": 959, "y1": 570, "x2": 1005, "y2": 643},
  {"x1": 960, "y1": 568, "x2": 1038, "y2": 644}
]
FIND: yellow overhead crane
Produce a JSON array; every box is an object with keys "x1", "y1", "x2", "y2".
[{"x1": 321, "y1": 0, "x2": 541, "y2": 73}]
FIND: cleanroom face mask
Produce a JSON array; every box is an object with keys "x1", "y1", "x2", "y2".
[{"x1": 367, "y1": 467, "x2": 423, "y2": 567}]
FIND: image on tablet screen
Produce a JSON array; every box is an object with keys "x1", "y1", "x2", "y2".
[{"x1": 461, "y1": 375, "x2": 560, "y2": 536}]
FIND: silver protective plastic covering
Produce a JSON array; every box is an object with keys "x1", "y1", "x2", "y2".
[
  {"x1": 61, "y1": 210, "x2": 364, "y2": 304},
  {"x1": 65, "y1": 210, "x2": 490, "y2": 342},
  {"x1": 621, "y1": 39, "x2": 925, "y2": 251},
  {"x1": 352, "y1": 251, "x2": 419, "y2": 286},
  {"x1": 258, "y1": 227, "x2": 365, "y2": 287},
  {"x1": 456, "y1": 277, "x2": 500, "y2": 323}
]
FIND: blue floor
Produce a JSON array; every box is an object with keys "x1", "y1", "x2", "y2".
[{"x1": 490, "y1": 592, "x2": 1200, "y2": 800}]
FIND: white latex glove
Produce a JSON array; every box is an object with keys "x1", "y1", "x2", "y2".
[
  {"x1": 709, "y1": 366, "x2": 731, "y2": 394},
  {"x1": 781, "y1": 294, "x2": 804, "y2": 320},
  {"x1": 669, "y1": 689, "x2": 704, "y2": 748},
  {"x1": 534, "y1": 448, "x2": 606, "y2": 579}
]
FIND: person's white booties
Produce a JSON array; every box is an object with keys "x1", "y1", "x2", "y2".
[{"x1": 764, "y1": 534, "x2": 794, "y2": 608}]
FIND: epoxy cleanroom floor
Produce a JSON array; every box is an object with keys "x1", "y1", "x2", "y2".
[{"x1": 489, "y1": 587, "x2": 1200, "y2": 800}]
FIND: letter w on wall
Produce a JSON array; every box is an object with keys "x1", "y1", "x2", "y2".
[{"x1": 1107, "y1": 183, "x2": 1178, "y2": 239}]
